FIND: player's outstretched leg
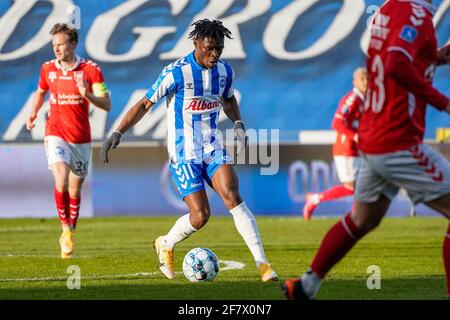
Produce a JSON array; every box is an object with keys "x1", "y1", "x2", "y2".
[
  {"x1": 282, "y1": 270, "x2": 320, "y2": 301},
  {"x1": 303, "y1": 193, "x2": 320, "y2": 221},
  {"x1": 68, "y1": 173, "x2": 84, "y2": 230},
  {"x1": 64, "y1": 173, "x2": 84, "y2": 259},
  {"x1": 283, "y1": 212, "x2": 365, "y2": 299},
  {"x1": 54, "y1": 188, "x2": 73, "y2": 259},
  {"x1": 303, "y1": 185, "x2": 354, "y2": 221},
  {"x1": 229, "y1": 202, "x2": 278, "y2": 282},
  {"x1": 284, "y1": 198, "x2": 389, "y2": 300},
  {"x1": 211, "y1": 163, "x2": 277, "y2": 281},
  {"x1": 153, "y1": 214, "x2": 197, "y2": 279},
  {"x1": 69, "y1": 196, "x2": 81, "y2": 230},
  {"x1": 52, "y1": 162, "x2": 74, "y2": 259},
  {"x1": 153, "y1": 191, "x2": 208, "y2": 279}
]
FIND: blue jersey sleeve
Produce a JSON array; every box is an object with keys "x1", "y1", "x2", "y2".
[{"x1": 145, "y1": 69, "x2": 177, "y2": 103}]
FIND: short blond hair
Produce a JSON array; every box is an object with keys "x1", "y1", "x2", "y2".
[{"x1": 50, "y1": 23, "x2": 78, "y2": 44}]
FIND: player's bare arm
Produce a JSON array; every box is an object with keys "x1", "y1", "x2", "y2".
[
  {"x1": 101, "y1": 96, "x2": 153, "y2": 163},
  {"x1": 223, "y1": 95, "x2": 247, "y2": 155},
  {"x1": 26, "y1": 88, "x2": 47, "y2": 130},
  {"x1": 115, "y1": 96, "x2": 153, "y2": 134},
  {"x1": 76, "y1": 79, "x2": 111, "y2": 111},
  {"x1": 223, "y1": 95, "x2": 241, "y2": 123}
]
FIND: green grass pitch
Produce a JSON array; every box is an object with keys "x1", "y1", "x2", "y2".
[{"x1": 0, "y1": 216, "x2": 448, "y2": 300}]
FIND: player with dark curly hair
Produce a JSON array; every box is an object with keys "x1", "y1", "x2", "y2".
[{"x1": 101, "y1": 19, "x2": 278, "y2": 282}]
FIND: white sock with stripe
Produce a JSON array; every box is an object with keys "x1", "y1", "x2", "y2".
[
  {"x1": 229, "y1": 202, "x2": 268, "y2": 268},
  {"x1": 163, "y1": 214, "x2": 197, "y2": 249}
]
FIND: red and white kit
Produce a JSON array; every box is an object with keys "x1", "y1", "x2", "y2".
[
  {"x1": 356, "y1": 0, "x2": 450, "y2": 204},
  {"x1": 39, "y1": 56, "x2": 106, "y2": 177},
  {"x1": 288, "y1": 1, "x2": 450, "y2": 300},
  {"x1": 332, "y1": 89, "x2": 364, "y2": 183}
]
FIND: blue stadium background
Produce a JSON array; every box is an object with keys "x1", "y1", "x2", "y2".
[{"x1": 1, "y1": 0, "x2": 449, "y2": 142}]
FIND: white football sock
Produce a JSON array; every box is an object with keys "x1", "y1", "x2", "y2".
[
  {"x1": 229, "y1": 202, "x2": 268, "y2": 268},
  {"x1": 163, "y1": 214, "x2": 197, "y2": 249},
  {"x1": 301, "y1": 269, "x2": 322, "y2": 299},
  {"x1": 311, "y1": 193, "x2": 321, "y2": 204}
]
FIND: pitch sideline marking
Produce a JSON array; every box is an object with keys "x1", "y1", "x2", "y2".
[
  {"x1": 0, "y1": 260, "x2": 245, "y2": 283},
  {"x1": 220, "y1": 260, "x2": 245, "y2": 271}
]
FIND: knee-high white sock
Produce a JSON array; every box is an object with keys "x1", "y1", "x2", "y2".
[
  {"x1": 163, "y1": 214, "x2": 197, "y2": 249},
  {"x1": 229, "y1": 202, "x2": 268, "y2": 267}
]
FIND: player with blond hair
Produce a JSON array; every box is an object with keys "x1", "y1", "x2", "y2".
[{"x1": 27, "y1": 23, "x2": 111, "y2": 258}]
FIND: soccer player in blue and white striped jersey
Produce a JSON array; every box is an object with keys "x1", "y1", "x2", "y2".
[{"x1": 101, "y1": 19, "x2": 277, "y2": 282}]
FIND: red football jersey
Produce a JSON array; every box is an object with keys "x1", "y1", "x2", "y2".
[
  {"x1": 38, "y1": 56, "x2": 105, "y2": 143},
  {"x1": 332, "y1": 89, "x2": 364, "y2": 157},
  {"x1": 359, "y1": 0, "x2": 448, "y2": 154}
]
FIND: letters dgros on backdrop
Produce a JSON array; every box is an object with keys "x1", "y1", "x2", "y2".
[
  {"x1": 0, "y1": 0, "x2": 449, "y2": 217},
  {"x1": 1, "y1": 0, "x2": 449, "y2": 141}
]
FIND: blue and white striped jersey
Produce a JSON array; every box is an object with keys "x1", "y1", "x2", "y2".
[{"x1": 145, "y1": 51, "x2": 235, "y2": 163}]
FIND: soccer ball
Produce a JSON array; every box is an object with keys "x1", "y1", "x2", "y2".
[{"x1": 182, "y1": 247, "x2": 219, "y2": 282}]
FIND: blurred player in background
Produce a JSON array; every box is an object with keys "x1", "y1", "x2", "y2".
[
  {"x1": 303, "y1": 67, "x2": 368, "y2": 220},
  {"x1": 101, "y1": 19, "x2": 278, "y2": 282},
  {"x1": 284, "y1": 0, "x2": 450, "y2": 299},
  {"x1": 26, "y1": 23, "x2": 111, "y2": 258}
]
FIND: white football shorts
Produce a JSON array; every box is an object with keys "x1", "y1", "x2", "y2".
[
  {"x1": 355, "y1": 143, "x2": 450, "y2": 205},
  {"x1": 334, "y1": 156, "x2": 360, "y2": 183},
  {"x1": 45, "y1": 135, "x2": 91, "y2": 178}
]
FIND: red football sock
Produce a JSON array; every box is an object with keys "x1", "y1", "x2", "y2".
[
  {"x1": 70, "y1": 197, "x2": 81, "y2": 230},
  {"x1": 319, "y1": 185, "x2": 354, "y2": 202},
  {"x1": 311, "y1": 213, "x2": 366, "y2": 278},
  {"x1": 54, "y1": 188, "x2": 70, "y2": 228},
  {"x1": 444, "y1": 224, "x2": 450, "y2": 296}
]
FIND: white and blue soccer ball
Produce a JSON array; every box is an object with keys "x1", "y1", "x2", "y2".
[{"x1": 182, "y1": 247, "x2": 220, "y2": 282}]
